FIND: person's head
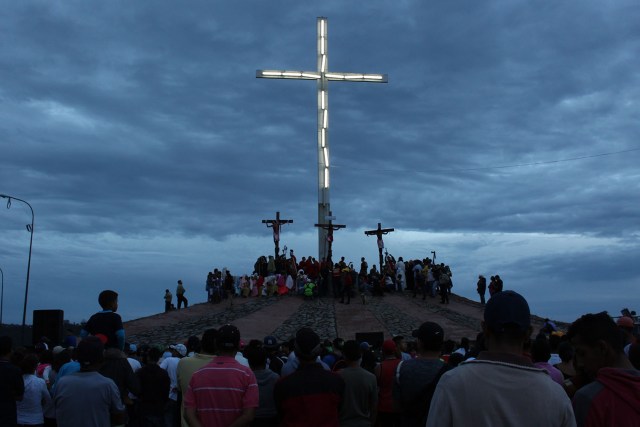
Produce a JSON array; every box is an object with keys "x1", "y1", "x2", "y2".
[
  {"x1": 0, "y1": 336, "x2": 13, "y2": 358},
  {"x1": 217, "y1": 324, "x2": 241, "y2": 355},
  {"x1": 459, "y1": 337, "x2": 470, "y2": 350},
  {"x1": 557, "y1": 341, "x2": 574, "y2": 364},
  {"x1": 333, "y1": 337, "x2": 344, "y2": 353},
  {"x1": 245, "y1": 346, "x2": 268, "y2": 370},
  {"x1": 98, "y1": 290, "x2": 119, "y2": 311},
  {"x1": 294, "y1": 327, "x2": 321, "y2": 362},
  {"x1": 567, "y1": 312, "x2": 626, "y2": 379},
  {"x1": 169, "y1": 344, "x2": 187, "y2": 358},
  {"x1": 177, "y1": 280, "x2": 182, "y2": 285},
  {"x1": 146, "y1": 347, "x2": 162, "y2": 364},
  {"x1": 187, "y1": 336, "x2": 201, "y2": 354},
  {"x1": 20, "y1": 353, "x2": 39, "y2": 375},
  {"x1": 448, "y1": 352, "x2": 464, "y2": 368},
  {"x1": 165, "y1": 289, "x2": 170, "y2": 293},
  {"x1": 617, "y1": 316, "x2": 635, "y2": 343},
  {"x1": 393, "y1": 335, "x2": 407, "y2": 352},
  {"x1": 483, "y1": 290, "x2": 531, "y2": 351},
  {"x1": 382, "y1": 339, "x2": 397, "y2": 357},
  {"x1": 342, "y1": 340, "x2": 362, "y2": 362},
  {"x1": 201, "y1": 329, "x2": 217, "y2": 355},
  {"x1": 263, "y1": 336, "x2": 279, "y2": 353},
  {"x1": 77, "y1": 336, "x2": 104, "y2": 370},
  {"x1": 412, "y1": 322, "x2": 444, "y2": 354},
  {"x1": 531, "y1": 334, "x2": 552, "y2": 363},
  {"x1": 126, "y1": 343, "x2": 138, "y2": 357}
]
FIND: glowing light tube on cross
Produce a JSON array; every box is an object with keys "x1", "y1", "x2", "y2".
[
  {"x1": 261, "y1": 70, "x2": 282, "y2": 77},
  {"x1": 324, "y1": 167, "x2": 329, "y2": 188},
  {"x1": 321, "y1": 55, "x2": 326, "y2": 72},
  {"x1": 320, "y1": 91, "x2": 326, "y2": 109},
  {"x1": 323, "y1": 147, "x2": 329, "y2": 166},
  {"x1": 320, "y1": 19, "x2": 326, "y2": 37},
  {"x1": 321, "y1": 128, "x2": 326, "y2": 147},
  {"x1": 302, "y1": 72, "x2": 320, "y2": 79},
  {"x1": 283, "y1": 71, "x2": 302, "y2": 77},
  {"x1": 325, "y1": 73, "x2": 345, "y2": 80},
  {"x1": 323, "y1": 110, "x2": 328, "y2": 128}
]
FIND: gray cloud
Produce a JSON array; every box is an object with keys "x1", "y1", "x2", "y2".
[{"x1": 1, "y1": 0, "x2": 638, "y2": 324}]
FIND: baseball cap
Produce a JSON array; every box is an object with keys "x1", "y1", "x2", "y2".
[
  {"x1": 217, "y1": 324, "x2": 241, "y2": 349},
  {"x1": 484, "y1": 290, "x2": 531, "y2": 333},
  {"x1": 412, "y1": 321, "x2": 444, "y2": 346},
  {"x1": 295, "y1": 327, "x2": 321, "y2": 358},
  {"x1": 382, "y1": 339, "x2": 397, "y2": 355},
  {"x1": 52, "y1": 345, "x2": 65, "y2": 355},
  {"x1": 170, "y1": 344, "x2": 187, "y2": 357},
  {"x1": 263, "y1": 336, "x2": 279, "y2": 349},
  {"x1": 77, "y1": 336, "x2": 104, "y2": 367}
]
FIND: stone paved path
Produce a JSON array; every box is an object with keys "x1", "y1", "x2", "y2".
[{"x1": 124, "y1": 291, "x2": 559, "y2": 346}]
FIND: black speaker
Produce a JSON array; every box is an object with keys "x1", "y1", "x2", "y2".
[
  {"x1": 32, "y1": 309, "x2": 64, "y2": 346},
  {"x1": 355, "y1": 331, "x2": 384, "y2": 349}
]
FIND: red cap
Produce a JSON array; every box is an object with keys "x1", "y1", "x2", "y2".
[
  {"x1": 617, "y1": 316, "x2": 634, "y2": 328},
  {"x1": 382, "y1": 339, "x2": 397, "y2": 355}
]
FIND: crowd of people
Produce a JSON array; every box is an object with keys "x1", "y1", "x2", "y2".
[
  {"x1": 163, "y1": 251, "x2": 461, "y2": 311},
  {"x1": 1, "y1": 287, "x2": 639, "y2": 427}
]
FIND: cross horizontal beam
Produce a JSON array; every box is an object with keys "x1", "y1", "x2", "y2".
[{"x1": 257, "y1": 70, "x2": 388, "y2": 83}]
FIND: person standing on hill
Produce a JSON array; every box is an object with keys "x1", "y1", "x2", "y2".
[
  {"x1": 164, "y1": 289, "x2": 173, "y2": 312},
  {"x1": 477, "y1": 275, "x2": 487, "y2": 305},
  {"x1": 224, "y1": 270, "x2": 235, "y2": 309},
  {"x1": 176, "y1": 280, "x2": 188, "y2": 310}
]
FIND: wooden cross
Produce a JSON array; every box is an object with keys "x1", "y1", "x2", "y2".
[
  {"x1": 314, "y1": 211, "x2": 345, "y2": 266},
  {"x1": 262, "y1": 211, "x2": 293, "y2": 258},
  {"x1": 365, "y1": 222, "x2": 395, "y2": 273}
]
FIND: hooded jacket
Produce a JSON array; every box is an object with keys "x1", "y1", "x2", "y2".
[{"x1": 573, "y1": 367, "x2": 640, "y2": 427}]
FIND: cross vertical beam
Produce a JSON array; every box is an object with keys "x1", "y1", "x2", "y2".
[
  {"x1": 262, "y1": 211, "x2": 293, "y2": 258},
  {"x1": 365, "y1": 222, "x2": 395, "y2": 273},
  {"x1": 257, "y1": 17, "x2": 387, "y2": 260}
]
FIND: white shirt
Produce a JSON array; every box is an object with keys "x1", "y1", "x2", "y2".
[
  {"x1": 17, "y1": 374, "x2": 51, "y2": 425},
  {"x1": 127, "y1": 357, "x2": 142, "y2": 373},
  {"x1": 235, "y1": 352, "x2": 250, "y2": 367},
  {"x1": 160, "y1": 356, "x2": 181, "y2": 401}
]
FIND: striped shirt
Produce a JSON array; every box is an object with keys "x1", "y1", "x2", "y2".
[{"x1": 183, "y1": 356, "x2": 258, "y2": 426}]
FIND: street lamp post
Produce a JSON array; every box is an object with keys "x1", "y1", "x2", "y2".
[
  {"x1": 0, "y1": 194, "x2": 34, "y2": 343},
  {"x1": 0, "y1": 266, "x2": 4, "y2": 327}
]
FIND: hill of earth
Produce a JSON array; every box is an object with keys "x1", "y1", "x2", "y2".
[{"x1": 124, "y1": 291, "x2": 566, "y2": 346}]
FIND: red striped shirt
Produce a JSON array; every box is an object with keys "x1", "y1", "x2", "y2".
[{"x1": 183, "y1": 356, "x2": 258, "y2": 426}]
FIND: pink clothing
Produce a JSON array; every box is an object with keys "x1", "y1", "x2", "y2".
[
  {"x1": 534, "y1": 361, "x2": 565, "y2": 386},
  {"x1": 183, "y1": 356, "x2": 258, "y2": 426}
]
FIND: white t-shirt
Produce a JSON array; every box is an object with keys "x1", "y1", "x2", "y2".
[
  {"x1": 160, "y1": 357, "x2": 181, "y2": 401},
  {"x1": 426, "y1": 359, "x2": 576, "y2": 427},
  {"x1": 17, "y1": 374, "x2": 52, "y2": 425}
]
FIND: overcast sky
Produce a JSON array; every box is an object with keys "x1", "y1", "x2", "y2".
[{"x1": 1, "y1": 1, "x2": 639, "y2": 327}]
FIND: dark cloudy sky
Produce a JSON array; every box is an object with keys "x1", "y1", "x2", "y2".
[{"x1": 1, "y1": 1, "x2": 638, "y2": 327}]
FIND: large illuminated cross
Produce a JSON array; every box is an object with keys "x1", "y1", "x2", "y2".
[{"x1": 257, "y1": 17, "x2": 387, "y2": 260}]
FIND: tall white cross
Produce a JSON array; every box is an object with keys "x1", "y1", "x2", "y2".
[{"x1": 257, "y1": 17, "x2": 387, "y2": 261}]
